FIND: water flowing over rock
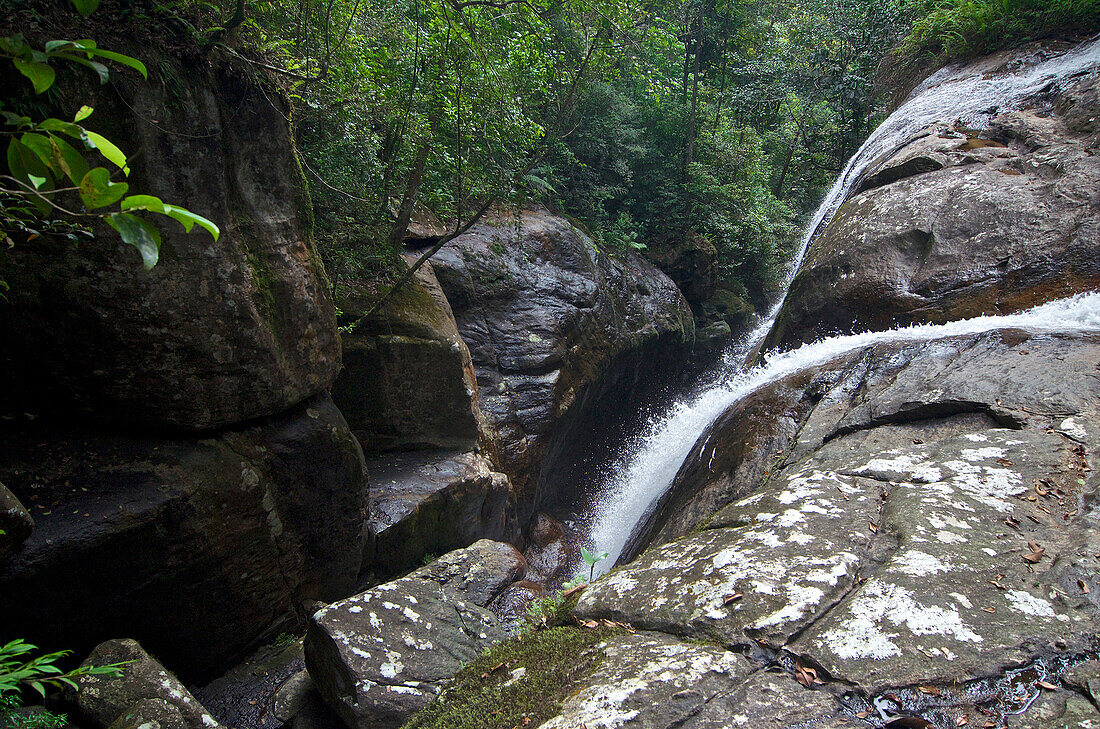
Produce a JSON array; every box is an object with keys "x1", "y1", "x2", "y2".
[
  {"x1": 0, "y1": 395, "x2": 368, "y2": 679},
  {"x1": 0, "y1": 49, "x2": 339, "y2": 431},
  {"x1": 305, "y1": 541, "x2": 522, "y2": 729},
  {"x1": 430, "y1": 208, "x2": 694, "y2": 511},
  {"x1": 766, "y1": 43, "x2": 1100, "y2": 350}
]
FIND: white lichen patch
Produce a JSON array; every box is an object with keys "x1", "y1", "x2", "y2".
[
  {"x1": 539, "y1": 636, "x2": 747, "y2": 729},
  {"x1": 959, "y1": 447, "x2": 1007, "y2": 461},
  {"x1": 1060, "y1": 416, "x2": 1087, "y2": 440},
  {"x1": 935, "y1": 530, "x2": 967, "y2": 544},
  {"x1": 854, "y1": 453, "x2": 943, "y2": 484},
  {"x1": 1004, "y1": 590, "x2": 1063, "y2": 620},
  {"x1": 894, "y1": 550, "x2": 952, "y2": 576},
  {"x1": 817, "y1": 581, "x2": 982, "y2": 662},
  {"x1": 963, "y1": 433, "x2": 989, "y2": 442},
  {"x1": 379, "y1": 649, "x2": 404, "y2": 679}
]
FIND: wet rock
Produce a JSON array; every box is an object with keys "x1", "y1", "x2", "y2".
[
  {"x1": 333, "y1": 258, "x2": 489, "y2": 454},
  {"x1": 580, "y1": 329, "x2": 1100, "y2": 693},
  {"x1": 1063, "y1": 660, "x2": 1100, "y2": 706},
  {"x1": 431, "y1": 207, "x2": 693, "y2": 508},
  {"x1": 365, "y1": 450, "x2": 513, "y2": 557},
  {"x1": 106, "y1": 700, "x2": 191, "y2": 729},
  {"x1": 0, "y1": 395, "x2": 368, "y2": 680},
  {"x1": 196, "y1": 640, "x2": 304, "y2": 729},
  {"x1": 305, "y1": 542, "x2": 517, "y2": 729},
  {"x1": 1006, "y1": 690, "x2": 1100, "y2": 728},
  {"x1": 0, "y1": 481, "x2": 33, "y2": 557},
  {"x1": 365, "y1": 450, "x2": 517, "y2": 579},
  {"x1": 75, "y1": 640, "x2": 221, "y2": 729},
  {"x1": 522, "y1": 513, "x2": 578, "y2": 585},
  {"x1": 0, "y1": 46, "x2": 339, "y2": 431},
  {"x1": 488, "y1": 580, "x2": 546, "y2": 634},
  {"x1": 767, "y1": 74, "x2": 1100, "y2": 350}
]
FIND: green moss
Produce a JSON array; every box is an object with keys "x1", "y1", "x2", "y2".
[{"x1": 401, "y1": 624, "x2": 622, "y2": 729}]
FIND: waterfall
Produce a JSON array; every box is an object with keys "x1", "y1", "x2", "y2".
[{"x1": 582, "y1": 36, "x2": 1100, "y2": 575}]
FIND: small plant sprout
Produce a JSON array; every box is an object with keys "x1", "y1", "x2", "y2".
[{"x1": 580, "y1": 546, "x2": 609, "y2": 582}]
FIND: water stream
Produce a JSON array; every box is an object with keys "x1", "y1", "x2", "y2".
[{"x1": 582, "y1": 36, "x2": 1100, "y2": 574}]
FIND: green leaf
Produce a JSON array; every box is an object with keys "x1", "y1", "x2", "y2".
[
  {"x1": 163, "y1": 205, "x2": 220, "y2": 240},
  {"x1": 48, "y1": 134, "x2": 91, "y2": 184},
  {"x1": 29, "y1": 681, "x2": 45, "y2": 697},
  {"x1": 121, "y1": 194, "x2": 165, "y2": 214},
  {"x1": 106, "y1": 212, "x2": 161, "y2": 269},
  {"x1": 83, "y1": 131, "x2": 128, "y2": 173},
  {"x1": 79, "y1": 168, "x2": 129, "y2": 209},
  {"x1": 38, "y1": 118, "x2": 86, "y2": 138},
  {"x1": 84, "y1": 49, "x2": 148, "y2": 79},
  {"x1": 7, "y1": 138, "x2": 55, "y2": 208},
  {"x1": 12, "y1": 59, "x2": 55, "y2": 94},
  {"x1": 70, "y1": 0, "x2": 101, "y2": 16},
  {"x1": 44, "y1": 40, "x2": 78, "y2": 53},
  {"x1": 74, "y1": 105, "x2": 94, "y2": 122},
  {"x1": 54, "y1": 54, "x2": 109, "y2": 84}
]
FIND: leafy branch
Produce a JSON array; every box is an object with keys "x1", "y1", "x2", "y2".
[
  {"x1": 0, "y1": 639, "x2": 129, "y2": 700},
  {"x1": 1, "y1": 2, "x2": 220, "y2": 271}
]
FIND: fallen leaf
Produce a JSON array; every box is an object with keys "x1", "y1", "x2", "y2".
[
  {"x1": 918, "y1": 685, "x2": 941, "y2": 695},
  {"x1": 1078, "y1": 580, "x2": 1090, "y2": 594},
  {"x1": 983, "y1": 606, "x2": 996, "y2": 613},
  {"x1": 1038, "y1": 680, "x2": 1058, "y2": 690},
  {"x1": 856, "y1": 711, "x2": 870, "y2": 718},
  {"x1": 1035, "y1": 483, "x2": 1049, "y2": 496},
  {"x1": 794, "y1": 661, "x2": 819, "y2": 688},
  {"x1": 869, "y1": 520, "x2": 879, "y2": 534},
  {"x1": 723, "y1": 593, "x2": 744, "y2": 605},
  {"x1": 956, "y1": 717, "x2": 968, "y2": 726}
]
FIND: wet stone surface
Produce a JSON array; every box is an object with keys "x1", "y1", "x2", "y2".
[{"x1": 305, "y1": 542, "x2": 520, "y2": 729}]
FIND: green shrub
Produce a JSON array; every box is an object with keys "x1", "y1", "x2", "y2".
[{"x1": 886, "y1": 0, "x2": 1100, "y2": 85}]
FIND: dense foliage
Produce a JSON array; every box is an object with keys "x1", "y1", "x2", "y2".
[
  {"x1": 176, "y1": 0, "x2": 911, "y2": 309},
  {"x1": 889, "y1": 0, "x2": 1100, "y2": 80}
]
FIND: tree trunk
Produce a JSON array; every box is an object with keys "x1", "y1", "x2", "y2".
[{"x1": 388, "y1": 143, "x2": 430, "y2": 251}]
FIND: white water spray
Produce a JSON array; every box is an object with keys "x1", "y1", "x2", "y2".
[{"x1": 584, "y1": 37, "x2": 1100, "y2": 574}]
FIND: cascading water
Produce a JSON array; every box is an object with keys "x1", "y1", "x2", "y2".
[{"x1": 583, "y1": 36, "x2": 1100, "y2": 575}]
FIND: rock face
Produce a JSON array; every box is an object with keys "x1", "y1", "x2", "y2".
[
  {"x1": 305, "y1": 541, "x2": 521, "y2": 729},
  {"x1": 0, "y1": 482, "x2": 33, "y2": 557},
  {"x1": 332, "y1": 258, "x2": 488, "y2": 454},
  {"x1": 0, "y1": 395, "x2": 368, "y2": 679},
  {"x1": 431, "y1": 208, "x2": 694, "y2": 509},
  {"x1": 364, "y1": 450, "x2": 516, "y2": 580},
  {"x1": 0, "y1": 44, "x2": 339, "y2": 431},
  {"x1": 75, "y1": 639, "x2": 221, "y2": 729},
  {"x1": 766, "y1": 72, "x2": 1100, "y2": 350},
  {"x1": 581, "y1": 329, "x2": 1099, "y2": 692}
]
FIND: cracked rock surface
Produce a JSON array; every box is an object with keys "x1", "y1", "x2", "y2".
[
  {"x1": 305, "y1": 541, "x2": 523, "y2": 729},
  {"x1": 566, "y1": 328, "x2": 1098, "y2": 727}
]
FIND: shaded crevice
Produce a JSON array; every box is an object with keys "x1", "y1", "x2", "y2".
[{"x1": 821, "y1": 400, "x2": 1027, "y2": 447}]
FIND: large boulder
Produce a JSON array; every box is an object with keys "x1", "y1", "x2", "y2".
[
  {"x1": 75, "y1": 639, "x2": 221, "y2": 729},
  {"x1": 766, "y1": 73, "x2": 1100, "y2": 350},
  {"x1": 332, "y1": 258, "x2": 489, "y2": 454},
  {"x1": 578, "y1": 328, "x2": 1099, "y2": 704},
  {"x1": 431, "y1": 208, "x2": 694, "y2": 510},
  {"x1": 305, "y1": 541, "x2": 520, "y2": 729},
  {"x1": 0, "y1": 26, "x2": 339, "y2": 431},
  {"x1": 364, "y1": 450, "x2": 517, "y2": 580},
  {"x1": 0, "y1": 395, "x2": 368, "y2": 680},
  {"x1": 0, "y1": 482, "x2": 33, "y2": 558}
]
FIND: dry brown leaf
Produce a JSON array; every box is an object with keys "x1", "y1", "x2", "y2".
[
  {"x1": 1035, "y1": 483, "x2": 1049, "y2": 496},
  {"x1": 983, "y1": 606, "x2": 996, "y2": 613},
  {"x1": 856, "y1": 711, "x2": 870, "y2": 719},
  {"x1": 1037, "y1": 680, "x2": 1058, "y2": 690},
  {"x1": 723, "y1": 593, "x2": 744, "y2": 605},
  {"x1": 918, "y1": 685, "x2": 941, "y2": 695},
  {"x1": 1078, "y1": 579, "x2": 1090, "y2": 594},
  {"x1": 869, "y1": 520, "x2": 879, "y2": 534},
  {"x1": 956, "y1": 717, "x2": 967, "y2": 726},
  {"x1": 1023, "y1": 548, "x2": 1045, "y2": 564}
]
